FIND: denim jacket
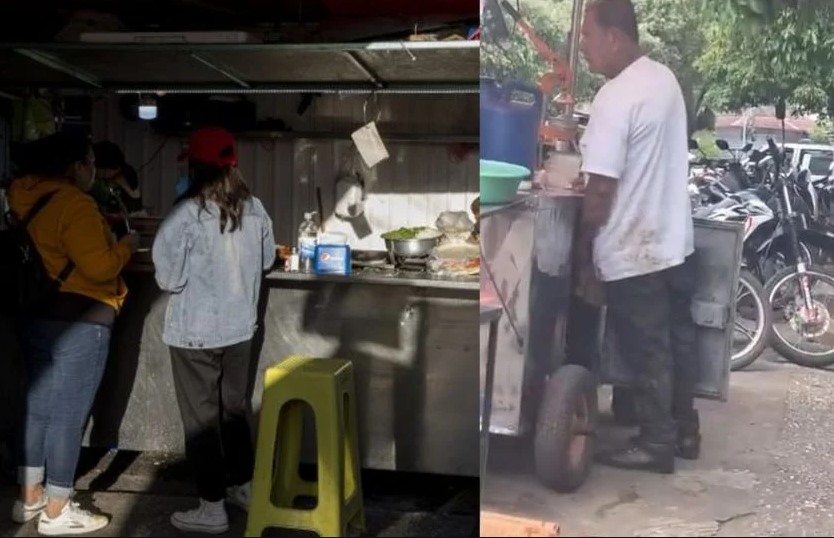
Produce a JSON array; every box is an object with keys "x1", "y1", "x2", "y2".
[{"x1": 152, "y1": 196, "x2": 276, "y2": 349}]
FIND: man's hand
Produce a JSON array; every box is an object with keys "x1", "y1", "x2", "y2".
[
  {"x1": 570, "y1": 174, "x2": 587, "y2": 192},
  {"x1": 575, "y1": 263, "x2": 605, "y2": 306}
]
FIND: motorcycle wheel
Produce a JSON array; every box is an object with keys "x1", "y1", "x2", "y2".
[
  {"x1": 760, "y1": 242, "x2": 815, "y2": 284},
  {"x1": 766, "y1": 265, "x2": 834, "y2": 368},
  {"x1": 732, "y1": 270, "x2": 772, "y2": 371}
]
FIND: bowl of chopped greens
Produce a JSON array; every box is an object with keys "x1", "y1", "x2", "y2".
[{"x1": 381, "y1": 227, "x2": 442, "y2": 261}]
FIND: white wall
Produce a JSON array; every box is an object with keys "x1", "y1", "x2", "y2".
[{"x1": 91, "y1": 93, "x2": 479, "y2": 250}]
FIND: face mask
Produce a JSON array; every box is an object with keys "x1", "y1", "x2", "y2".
[{"x1": 175, "y1": 175, "x2": 190, "y2": 197}]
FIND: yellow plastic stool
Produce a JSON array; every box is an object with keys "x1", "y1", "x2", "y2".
[{"x1": 245, "y1": 356, "x2": 365, "y2": 538}]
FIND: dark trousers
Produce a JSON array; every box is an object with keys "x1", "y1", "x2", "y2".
[
  {"x1": 170, "y1": 340, "x2": 256, "y2": 502},
  {"x1": 605, "y1": 255, "x2": 699, "y2": 446}
]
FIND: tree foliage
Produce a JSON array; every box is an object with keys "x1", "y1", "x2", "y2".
[
  {"x1": 699, "y1": 2, "x2": 834, "y2": 116},
  {"x1": 480, "y1": 0, "x2": 834, "y2": 127},
  {"x1": 719, "y1": 0, "x2": 834, "y2": 21},
  {"x1": 481, "y1": 0, "x2": 713, "y2": 132},
  {"x1": 480, "y1": 0, "x2": 602, "y2": 104}
]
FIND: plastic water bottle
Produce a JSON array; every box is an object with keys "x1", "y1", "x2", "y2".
[{"x1": 298, "y1": 212, "x2": 319, "y2": 273}]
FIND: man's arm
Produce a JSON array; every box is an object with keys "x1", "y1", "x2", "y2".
[{"x1": 576, "y1": 174, "x2": 618, "y2": 268}]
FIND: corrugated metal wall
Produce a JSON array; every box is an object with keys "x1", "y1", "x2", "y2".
[{"x1": 91, "y1": 93, "x2": 479, "y2": 249}]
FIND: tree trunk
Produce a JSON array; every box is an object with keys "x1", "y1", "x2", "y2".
[{"x1": 683, "y1": 84, "x2": 710, "y2": 136}]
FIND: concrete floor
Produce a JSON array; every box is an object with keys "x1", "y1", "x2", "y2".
[
  {"x1": 482, "y1": 350, "x2": 834, "y2": 537},
  {"x1": 0, "y1": 450, "x2": 478, "y2": 537}
]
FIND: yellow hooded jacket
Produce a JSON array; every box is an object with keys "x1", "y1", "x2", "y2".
[{"x1": 9, "y1": 176, "x2": 132, "y2": 312}]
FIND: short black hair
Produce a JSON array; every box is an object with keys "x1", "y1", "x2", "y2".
[
  {"x1": 588, "y1": 0, "x2": 640, "y2": 45},
  {"x1": 17, "y1": 132, "x2": 90, "y2": 177},
  {"x1": 93, "y1": 140, "x2": 126, "y2": 170}
]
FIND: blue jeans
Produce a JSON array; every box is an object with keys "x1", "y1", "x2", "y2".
[{"x1": 17, "y1": 320, "x2": 111, "y2": 499}]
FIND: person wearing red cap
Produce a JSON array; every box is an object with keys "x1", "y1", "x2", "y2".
[{"x1": 151, "y1": 126, "x2": 276, "y2": 534}]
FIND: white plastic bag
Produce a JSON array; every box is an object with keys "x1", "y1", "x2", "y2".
[
  {"x1": 435, "y1": 211, "x2": 474, "y2": 244},
  {"x1": 351, "y1": 121, "x2": 389, "y2": 168}
]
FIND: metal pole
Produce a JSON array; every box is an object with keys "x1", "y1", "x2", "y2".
[{"x1": 566, "y1": 0, "x2": 585, "y2": 119}]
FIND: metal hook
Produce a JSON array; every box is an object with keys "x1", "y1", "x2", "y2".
[
  {"x1": 362, "y1": 92, "x2": 382, "y2": 124},
  {"x1": 373, "y1": 92, "x2": 381, "y2": 122}
]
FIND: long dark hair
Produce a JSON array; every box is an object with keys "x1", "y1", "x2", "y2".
[{"x1": 177, "y1": 162, "x2": 251, "y2": 233}]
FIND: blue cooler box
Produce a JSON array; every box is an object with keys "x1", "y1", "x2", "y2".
[{"x1": 314, "y1": 244, "x2": 351, "y2": 275}]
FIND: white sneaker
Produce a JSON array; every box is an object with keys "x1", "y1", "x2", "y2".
[
  {"x1": 37, "y1": 501, "x2": 109, "y2": 536},
  {"x1": 226, "y1": 482, "x2": 251, "y2": 512},
  {"x1": 170, "y1": 499, "x2": 229, "y2": 534},
  {"x1": 11, "y1": 495, "x2": 47, "y2": 524}
]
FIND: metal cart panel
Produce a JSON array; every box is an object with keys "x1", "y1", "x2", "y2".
[
  {"x1": 480, "y1": 193, "x2": 581, "y2": 436},
  {"x1": 600, "y1": 218, "x2": 744, "y2": 401}
]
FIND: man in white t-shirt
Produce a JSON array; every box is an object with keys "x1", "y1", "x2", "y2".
[{"x1": 575, "y1": 0, "x2": 698, "y2": 474}]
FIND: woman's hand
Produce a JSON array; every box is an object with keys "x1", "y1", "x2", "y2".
[{"x1": 120, "y1": 231, "x2": 141, "y2": 254}]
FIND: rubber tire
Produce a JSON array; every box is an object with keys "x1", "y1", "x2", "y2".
[
  {"x1": 534, "y1": 364, "x2": 597, "y2": 493},
  {"x1": 731, "y1": 269, "x2": 772, "y2": 371},
  {"x1": 766, "y1": 265, "x2": 834, "y2": 368}
]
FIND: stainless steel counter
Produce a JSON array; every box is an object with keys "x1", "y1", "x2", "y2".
[
  {"x1": 79, "y1": 265, "x2": 479, "y2": 478},
  {"x1": 267, "y1": 269, "x2": 479, "y2": 291},
  {"x1": 126, "y1": 264, "x2": 479, "y2": 291}
]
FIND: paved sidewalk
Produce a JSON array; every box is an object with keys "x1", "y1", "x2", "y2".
[
  {"x1": 483, "y1": 352, "x2": 834, "y2": 537},
  {"x1": 0, "y1": 449, "x2": 477, "y2": 537}
]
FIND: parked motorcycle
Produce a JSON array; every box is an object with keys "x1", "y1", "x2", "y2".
[
  {"x1": 761, "y1": 138, "x2": 834, "y2": 368},
  {"x1": 692, "y1": 190, "x2": 772, "y2": 370}
]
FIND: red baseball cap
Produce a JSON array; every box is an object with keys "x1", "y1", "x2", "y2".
[{"x1": 179, "y1": 127, "x2": 238, "y2": 167}]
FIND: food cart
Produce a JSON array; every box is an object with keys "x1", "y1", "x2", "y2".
[{"x1": 479, "y1": 0, "x2": 743, "y2": 493}]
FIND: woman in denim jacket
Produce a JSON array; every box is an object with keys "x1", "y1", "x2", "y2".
[{"x1": 152, "y1": 127, "x2": 276, "y2": 534}]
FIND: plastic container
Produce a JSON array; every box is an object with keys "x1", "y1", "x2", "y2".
[
  {"x1": 314, "y1": 244, "x2": 351, "y2": 275},
  {"x1": 541, "y1": 151, "x2": 582, "y2": 191},
  {"x1": 288, "y1": 248, "x2": 300, "y2": 272},
  {"x1": 298, "y1": 212, "x2": 319, "y2": 273},
  {"x1": 318, "y1": 231, "x2": 348, "y2": 245},
  {"x1": 480, "y1": 159, "x2": 531, "y2": 205},
  {"x1": 480, "y1": 78, "x2": 542, "y2": 172}
]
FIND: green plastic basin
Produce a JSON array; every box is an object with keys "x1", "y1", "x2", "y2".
[{"x1": 480, "y1": 159, "x2": 531, "y2": 205}]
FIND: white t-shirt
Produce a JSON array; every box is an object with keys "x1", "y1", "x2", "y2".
[{"x1": 580, "y1": 55, "x2": 694, "y2": 282}]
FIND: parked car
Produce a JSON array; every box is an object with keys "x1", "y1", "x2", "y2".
[{"x1": 756, "y1": 142, "x2": 834, "y2": 183}]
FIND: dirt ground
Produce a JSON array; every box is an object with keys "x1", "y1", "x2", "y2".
[{"x1": 483, "y1": 350, "x2": 834, "y2": 537}]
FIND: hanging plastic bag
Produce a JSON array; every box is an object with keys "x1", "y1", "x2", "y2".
[{"x1": 351, "y1": 95, "x2": 389, "y2": 168}]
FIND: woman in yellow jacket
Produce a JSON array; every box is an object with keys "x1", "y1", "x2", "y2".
[{"x1": 8, "y1": 132, "x2": 138, "y2": 536}]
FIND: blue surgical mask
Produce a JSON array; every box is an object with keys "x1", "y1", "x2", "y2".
[{"x1": 175, "y1": 175, "x2": 190, "y2": 197}]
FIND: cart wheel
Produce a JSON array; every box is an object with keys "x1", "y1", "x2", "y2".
[{"x1": 534, "y1": 364, "x2": 597, "y2": 493}]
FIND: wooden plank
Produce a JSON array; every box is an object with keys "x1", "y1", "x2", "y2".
[{"x1": 480, "y1": 512, "x2": 560, "y2": 537}]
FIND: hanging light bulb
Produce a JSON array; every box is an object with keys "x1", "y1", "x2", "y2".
[{"x1": 138, "y1": 94, "x2": 157, "y2": 120}]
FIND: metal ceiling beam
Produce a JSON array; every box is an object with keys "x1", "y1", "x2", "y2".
[
  {"x1": 112, "y1": 83, "x2": 478, "y2": 95},
  {"x1": 13, "y1": 48, "x2": 102, "y2": 88},
  {"x1": 189, "y1": 52, "x2": 251, "y2": 88},
  {"x1": 343, "y1": 51, "x2": 384, "y2": 89},
  {"x1": 0, "y1": 40, "x2": 480, "y2": 54}
]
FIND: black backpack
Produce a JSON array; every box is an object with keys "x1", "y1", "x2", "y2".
[{"x1": 0, "y1": 191, "x2": 74, "y2": 316}]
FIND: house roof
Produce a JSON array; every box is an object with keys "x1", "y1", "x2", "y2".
[{"x1": 716, "y1": 114, "x2": 815, "y2": 133}]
